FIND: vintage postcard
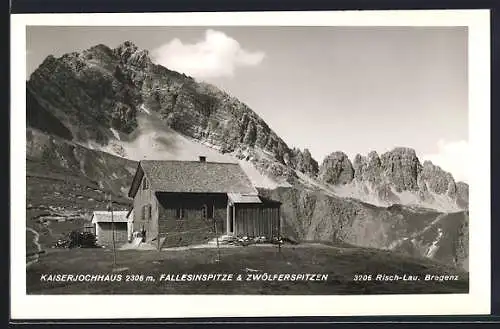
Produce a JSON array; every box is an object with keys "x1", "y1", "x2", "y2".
[{"x1": 11, "y1": 10, "x2": 490, "y2": 319}]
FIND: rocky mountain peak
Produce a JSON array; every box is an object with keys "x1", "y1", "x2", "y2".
[
  {"x1": 113, "y1": 41, "x2": 151, "y2": 68},
  {"x1": 418, "y1": 160, "x2": 456, "y2": 195},
  {"x1": 319, "y1": 151, "x2": 354, "y2": 185},
  {"x1": 367, "y1": 150, "x2": 381, "y2": 162},
  {"x1": 27, "y1": 41, "x2": 301, "y2": 183},
  {"x1": 389, "y1": 146, "x2": 418, "y2": 156},
  {"x1": 289, "y1": 148, "x2": 319, "y2": 177},
  {"x1": 113, "y1": 41, "x2": 139, "y2": 56},
  {"x1": 352, "y1": 151, "x2": 382, "y2": 184},
  {"x1": 455, "y1": 181, "x2": 469, "y2": 209},
  {"x1": 379, "y1": 147, "x2": 422, "y2": 192},
  {"x1": 87, "y1": 43, "x2": 113, "y2": 54}
]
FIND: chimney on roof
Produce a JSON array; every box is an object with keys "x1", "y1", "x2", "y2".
[{"x1": 199, "y1": 156, "x2": 207, "y2": 163}]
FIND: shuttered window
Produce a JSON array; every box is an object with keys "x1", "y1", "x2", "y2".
[
  {"x1": 176, "y1": 208, "x2": 184, "y2": 219},
  {"x1": 201, "y1": 205, "x2": 207, "y2": 219},
  {"x1": 202, "y1": 204, "x2": 214, "y2": 219},
  {"x1": 142, "y1": 204, "x2": 152, "y2": 221}
]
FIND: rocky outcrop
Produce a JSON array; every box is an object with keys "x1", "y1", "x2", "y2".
[
  {"x1": 418, "y1": 161, "x2": 456, "y2": 195},
  {"x1": 353, "y1": 148, "x2": 424, "y2": 191},
  {"x1": 318, "y1": 151, "x2": 354, "y2": 185},
  {"x1": 353, "y1": 151, "x2": 383, "y2": 184},
  {"x1": 113, "y1": 41, "x2": 152, "y2": 68},
  {"x1": 28, "y1": 48, "x2": 142, "y2": 143},
  {"x1": 379, "y1": 147, "x2": 422, "y2": 192},
  {"x1": 289, "y1": 148, "x2": 319, "y2": 177},
  {"x1": 455, "y1": 182, "x2": 469, "y2": 209}
]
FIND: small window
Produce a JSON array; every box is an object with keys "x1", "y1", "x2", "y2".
[
  {"x1": 176, "y1": 208, "x2": 184, "y2": 219},
  {"x1": 142, "y1": 204, "x2": 152, "y2": 221},
  {"x1": 202, "y1": 204, "x2": 214, "y2": 219},
  {"x1": 201, "y1": 205, "x2": 207, "y2": 219},
  {"x1": 142, "y1": 177, "x2": 149, "y2": 190}
]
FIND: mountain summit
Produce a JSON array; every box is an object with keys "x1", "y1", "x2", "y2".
[{"x1": 27, "y1": 42, "x2": 306, "y2": 181}]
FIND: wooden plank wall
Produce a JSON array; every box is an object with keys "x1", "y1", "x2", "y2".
[
  {"x1": 234, "y1": 206, "x2": 280, "y2": 238},
  {"x1": 97, "y1": 222, "x2": 128, "y2": 245},
  {"x1": 158, "y1": 205, "x2": 225, "y2": 248}
]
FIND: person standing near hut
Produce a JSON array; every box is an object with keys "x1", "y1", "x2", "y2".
[{"x1": 141, "y1": 225, "x2": 146, "y2": 243}]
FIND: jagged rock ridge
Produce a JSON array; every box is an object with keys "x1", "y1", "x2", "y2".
[{"x1": 318, "y1": 148, "x2": 468, "y2": 211}]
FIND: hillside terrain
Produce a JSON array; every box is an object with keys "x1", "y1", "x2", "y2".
[{"x1": 26, "y1": 41, "x2": 469, "y2": 272}]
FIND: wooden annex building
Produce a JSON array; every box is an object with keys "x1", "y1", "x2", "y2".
[
  {"x1": 127, "y1": 156, "x2": 281, "y2": 249},
  {"x1": 91, "y1": 211, "x2": 133, "y2": 246}
]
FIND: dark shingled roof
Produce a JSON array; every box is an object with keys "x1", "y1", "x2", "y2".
[{"x1": 139, "y1": 160, "x2": 258, "y2": 194}]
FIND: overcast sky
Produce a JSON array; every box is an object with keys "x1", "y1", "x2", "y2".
[{"x1": 26, "y1": 26, "x2": 469, "y2": 182}]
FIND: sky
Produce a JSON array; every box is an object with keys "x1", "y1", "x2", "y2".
[{"x1": 26, "y1": 26, "x2": 469, "y2": 182}]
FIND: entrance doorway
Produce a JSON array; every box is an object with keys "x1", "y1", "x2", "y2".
[{"x1": 227, "y1": 205, "x2": 235, "y2": 235}]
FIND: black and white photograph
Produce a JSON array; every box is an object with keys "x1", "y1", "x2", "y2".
[{"x1": 11, "y1": 10, "x2": 490, "y2": 318}]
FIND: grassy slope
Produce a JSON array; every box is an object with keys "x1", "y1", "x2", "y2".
[
  {"x1": 26, "y1": 159, "x2": 132, "y2": 252},
  {"x1": 27, "y1": 244, "x2": 468, "y2": 295}
]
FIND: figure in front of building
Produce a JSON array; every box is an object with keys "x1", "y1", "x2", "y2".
[{"x1": 141, "y1": 225, "x2": 146, "y2": 243}]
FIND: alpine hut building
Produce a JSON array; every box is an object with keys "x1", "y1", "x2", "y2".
[
  {"x1": 127, "y1": 157, "x2": 281, "y2": 249},
  {"x1": 91, "y1": 210, "x2": 133, "y2": 246}
]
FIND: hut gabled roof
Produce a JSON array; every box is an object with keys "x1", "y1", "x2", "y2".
[{"x1": 128, "y1": 160, "x2": 258, "y2": 198}]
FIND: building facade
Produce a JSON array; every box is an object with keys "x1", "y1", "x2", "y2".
[
  {"x1": 91, "y1": 211, "x2": 133, "y2": 246},
  {"x1": 127, "y1": 157, "x2": 281, "y2": 249}
]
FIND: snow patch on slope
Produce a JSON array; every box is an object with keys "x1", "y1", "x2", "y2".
[
  {"x1": 331, "y1": 181, "x2": 389, "y2": 207},
  {"x1": 139, "y1": 103, "x2": 151, "y2": 115},
  {"x1": 110, "y1": 128, "x2": 121, "y2": 140},
  {"x1": 238, "y1": 160, "x2": 290, "y2": 189},
  {"x1": 80, "y1": 108, "x2": 285, "y2": 189},
  {"x1": 295, "y1": 171, "x2": 337, "y2": 197},
  {"x1": 95, "y1": 110, "x2": 232, "y2": 162},
  {"x1": 426, "y1": 227, "x2": 443, "y2": 258},
  {"x1": 398, "y1": 189, "x2": 461, "y2": 213}
]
